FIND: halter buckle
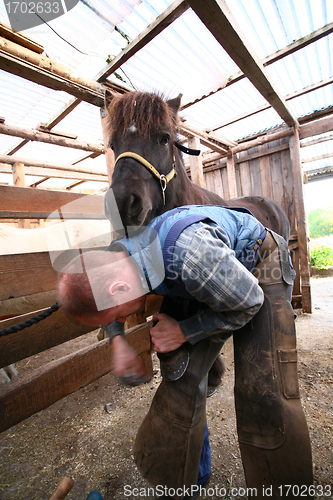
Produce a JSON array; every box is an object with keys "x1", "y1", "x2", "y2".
[
  {"x1": 160, "y1": 174, "x2": 167, "y2": 192},
  {"x1": 160, "y1": 175, "x2": 167, "y2": 205}
]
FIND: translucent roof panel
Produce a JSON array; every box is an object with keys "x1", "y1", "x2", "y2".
[
  {"x1": 107, "y1": 6, "x2": 238, "y2": 102},
  {"x1": 301, "y1": 133, "x2": 333, "y2": 173},
  {"x1": 0, "y1": 0, "x2": 141, "y2": 76},
  {"x1": 182, "y1": 79, "x2": 284, "y2": 140}
]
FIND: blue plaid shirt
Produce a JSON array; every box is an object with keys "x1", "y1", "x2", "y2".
[{"x1": 171, "y1": 220, "x2": 264, "y2": 344}]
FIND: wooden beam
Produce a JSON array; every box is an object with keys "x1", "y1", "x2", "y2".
[
  {"x1": 0, "y1": 163, "x2": 107, "y2": 183},
  {"x1": 65, "y1": 180, "x2": 85, "y2": 189},
  {"x1": 0, "y1": 153, "x2": 106, "y2": 176},
  {"x1": 12, "y1": 162, "x2": 25, "y2": 188},
  {"x1": 300, "y1": 132, "x2": 333, "y2": 148},
  {"x1": 2, "y1": 163, "x2": 107, "y2": 182},
  {"x1": 0, "y1": 322, "x2": 152, "y2": 433},
  {"x1": 188, "y1": 136, "x2": 204, "y2": 187},
  {"x1": 100, "y1": 108, "x2": 115, "y2": 184},
  {"x1": 0, "y1": 251, "x2": 72, "y2": 300},
  {"x1": 0, "y1": 36, "x2": 107, "y2": 107},
  {"x1": 235, "y1": 142, "x2": 289, "y2": 164},
  {"x1": 6, "y1": 138, "x2": 29, "y2": 156},
  {"x1": 0, "y1": 295, "x2": 160, "y2": 368},
  {"x1": 0, "y1": 21, "x2": 44, "y2": 53},
  {"x1": 302, "y1": 152, "x2": 333, "y2": 163},
  {"x1": 289, "y1": 129, "x2": 311, "y2": 313},
  {"x1": 226, "y1": 154, "x2": 237, "y2": 198},
  {"x1": 0, "y1": 185, "x2": 105, "y2": 219},
  {"x1": 12, "y1": 162, "x2": 30, "y2": 229},
  {"x1": 299, "y1": 106, "x2": 333, "y2": 125},
  {"x1": 300, "y1": 114, "x2": 333, "y2": 139},
  {"x1": 186, "y1": 0, "x2": 299, "y2": 128},
  {"x1": 261, "y1": 21, "x2": 333, "y2": 66},
  {"x1": 211, "y1": 77, "x2": 333, "y2": 131},
  {"x1": 231, "y1": 128, "x2": 292, "y2": 155},
  {"x1": 180, "y1": 122, "x2": 233, "y2": 153},
  {"x1": 44, "y1": 97, "x2": 82, "y2": 129},
  {"x1": 0, "y1": 307, "x2": 94, "y2": 368},
  {"x1": 306, "y1": 165, "x2": 333, "y2": 180},
  {"x1": 0, "y1": 123, "x2": 104, "y2": 154},
  {"x1": 95, "y1": 0, "x2": 189, "y2": 82}
]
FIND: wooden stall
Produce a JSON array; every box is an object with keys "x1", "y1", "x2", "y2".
[{"x1": 0, "y1": 186, "x2": 163, "y2": 433}]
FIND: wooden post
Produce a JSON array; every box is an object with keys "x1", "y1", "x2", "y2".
[
  {"x1": 289, "y1": 129, "x2": 311, "y2": 313},
  {"x1": 188, "y1": 136, "x2": 204, "y2": 187},
  {"x1": 100, "y1": 107, "x2": 115, "y2": 184},
  {"x1": 12, "y1": 162, "x2": 30, "y2": 228},
  {"x1": 226, "y1": 153, "x2": 238, "y2": 199}
]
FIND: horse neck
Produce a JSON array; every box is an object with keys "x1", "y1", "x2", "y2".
[{"x1": 169, "y1": 150, "x2": 227, "y2": 207}]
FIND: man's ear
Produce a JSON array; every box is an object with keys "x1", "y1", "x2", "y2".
[{"x1": 109, "y1": 281, "x2": 130, "y2": 296}]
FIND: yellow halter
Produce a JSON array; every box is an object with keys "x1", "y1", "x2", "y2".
[{"x1": 114, "y1": 151, "x2": 176, "y2": 205}]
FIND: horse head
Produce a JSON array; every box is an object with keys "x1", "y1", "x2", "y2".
[{"x1": 104, "y1": 91, "x2": 182, "y2": 229}]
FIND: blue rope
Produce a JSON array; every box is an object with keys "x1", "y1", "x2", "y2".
[{"x1": 0, "y1": 302, "x2": 59, "y2": 337}]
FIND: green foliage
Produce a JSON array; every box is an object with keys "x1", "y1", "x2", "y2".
[
  {"x1": 310, "y1": 245, "x2": 333, "y2": 269},
  {"x1": 308, "y1": 207, "x2": 333, "y2": 238},
  {"x1": 114, "y1": 26, "x2": 132, "y2": 44},
  {"x1": 106, "y1": 54, "x2": 115, "y2": 64}
]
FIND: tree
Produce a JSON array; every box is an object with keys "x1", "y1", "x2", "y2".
[{"x1": 308, "y1": 207, "x2": 333, "y2": 238}]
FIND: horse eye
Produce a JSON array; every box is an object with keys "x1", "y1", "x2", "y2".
[
  {"x1": 160, "y1": 135, "x2": 170, "y2": 145},
  {"x1": 109, "y1": 143, "x2": 114, "y2": 150}
]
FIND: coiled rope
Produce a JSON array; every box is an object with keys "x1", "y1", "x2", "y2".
[{"x1": 0, "y1": 302, "x2": 59, "y2": 337}]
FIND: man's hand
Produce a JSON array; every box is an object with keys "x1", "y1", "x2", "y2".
[
  {"x1": 111, "y1": 335, "x2": 146, "y2": 380},
  {"x1": 150, "y1": 313, "x2": 187, "y2": 353}
]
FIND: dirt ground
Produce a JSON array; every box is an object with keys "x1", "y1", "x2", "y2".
[{"x1": 0, "y1": 276, "x2": 332, "y2": 500}]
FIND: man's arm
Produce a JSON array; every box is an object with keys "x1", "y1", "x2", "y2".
[
  {"x1": 103, "y1": 321, "x2": 147, "y2": 382},
  {"x1": 151, "y1": 223, "x2": 264, "y2": 351},
  {"x1": 111, "y1": 334, "x2": 146, "y2": 378},
  {"x1": 178, "y1": 223, "x2": 264, "y2": 344}
]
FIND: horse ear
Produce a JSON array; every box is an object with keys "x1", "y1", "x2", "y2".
[
  {"x1": 166, "y1": 93, "x2": 182, "y2": 115},
  {"x1": 104, "y1": 89, "x2": 114, "y2": 110}
]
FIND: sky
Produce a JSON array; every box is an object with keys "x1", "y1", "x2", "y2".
[{"x1": 303, "y1": 177, "x2": 333, "y2": 214}]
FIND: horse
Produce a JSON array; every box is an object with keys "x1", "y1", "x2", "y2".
[{"x1": 103, "y1": 90, "x2": 290, "y2": 387}]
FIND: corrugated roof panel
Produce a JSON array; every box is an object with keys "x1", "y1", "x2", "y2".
[
  {"x1": 11, "y1": 141, "x2": 95, "y2": 166},
  {"x1": 182, "y1": 78, "x2": 283, "y2": 141},
  {"x1": 301, "y1": 134, "x2": 333, "y2": 173},
  {"x1": 109, "y1": 6, "x2": 239, "y2": 102},
  {"x1": 52, "y1": 101, "x2": 104, "y2": 144},
  {"x1": 0, "y1": 71, "x2": 71, "y2": 128},
  {"x1": 0, "y1": 0, "x2": 141, "y2": 74},
  {"x1": 289, "y1": 85, "x2": 333, "y2": 121}
]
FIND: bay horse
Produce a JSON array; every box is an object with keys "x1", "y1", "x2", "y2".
[{"x1": 104, "y1": 90, "x2": 290, "y2": 387}]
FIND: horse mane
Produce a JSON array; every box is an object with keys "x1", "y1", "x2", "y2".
[{"x1": 106, "y1": 92, "x2": 179, "y2": 139}]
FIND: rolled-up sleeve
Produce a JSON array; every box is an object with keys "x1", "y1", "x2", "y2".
[{"x1": 173, "y1": 223, "x2": 264, "y2": 344}]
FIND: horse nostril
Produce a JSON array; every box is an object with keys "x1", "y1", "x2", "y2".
[{"x1": 128, "y1": 194, "x2": 141, "y2": 217}]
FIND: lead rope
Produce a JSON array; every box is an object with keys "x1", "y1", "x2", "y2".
[{"x1": 0, "y1": 302, "x2": 59, "y2": 337}]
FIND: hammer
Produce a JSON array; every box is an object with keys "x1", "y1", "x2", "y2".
[{"x1": 48, "y1": 476, "x2": 74, "y2": 500}]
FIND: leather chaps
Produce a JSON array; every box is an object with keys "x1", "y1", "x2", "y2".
[{"x1": 134, "y1": 232, "x2": 313, "y2": 499}]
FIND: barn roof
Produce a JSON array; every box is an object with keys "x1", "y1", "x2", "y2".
[{"x1": 0, "y1": 0, "x2": 332, "y2": 191}]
